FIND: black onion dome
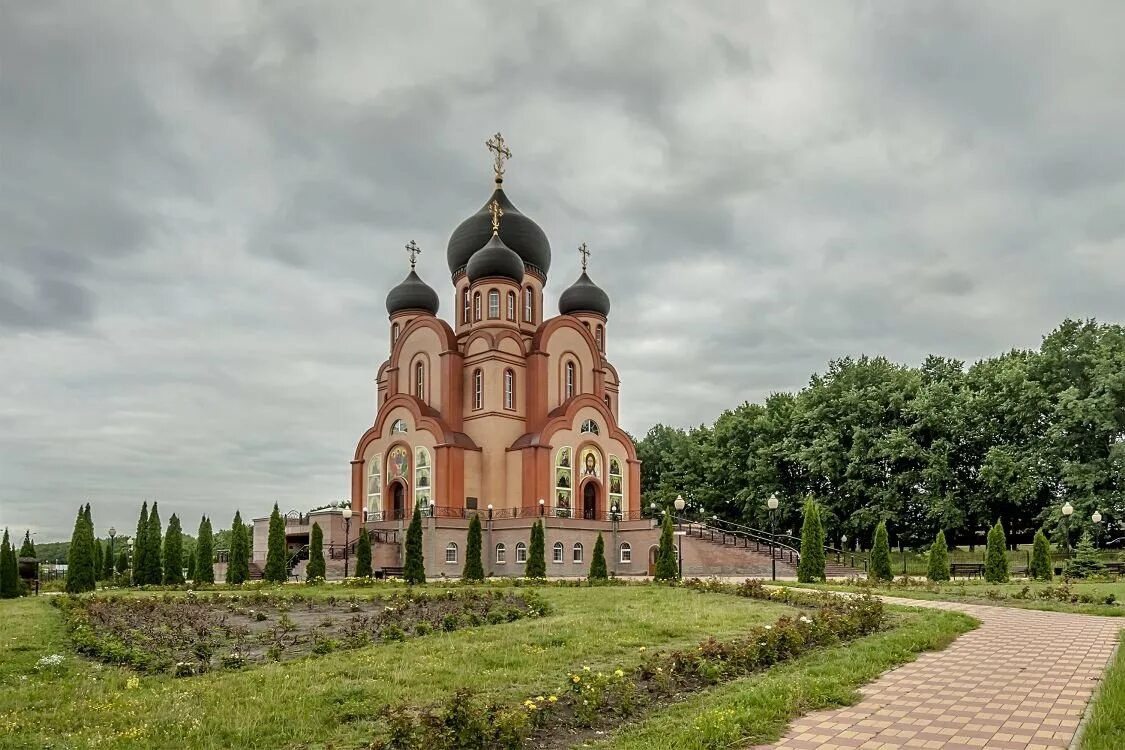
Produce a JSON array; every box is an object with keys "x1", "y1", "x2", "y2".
[
  {"x1": 447, "y1": 188, "x2": 551, "y2": 277},
  {"x1": 558, "y1": 272, "x2": 610, "y2": 317},
  {"x1": 467, "y1": 233, "x2": 525, "y2": 283},
  {"x1": 386, "y1": 270, "x2": 439, "y2": 315}
]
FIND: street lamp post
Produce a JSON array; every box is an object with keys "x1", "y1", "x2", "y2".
[
  {"x1": 840, "y1": 534, "x2": 847, "y2": 565},
  {"x1": 767, "y1": 493, "x2": 779, "y2": 581},
  {"x1": 108, "y1": 527, "x2": 116, "y2": 577},
  {"x1": 1093, "y1": 510, "x2": 1103, "y2": 549},
  {"x1": 1062, "y1": 502, "x2": 1074, "y2": 556},
  {"x1": 342, "y1": 507, "x2": 353, "y2": 578},
  {"x1": 674, "y1": 495, "x2": 685, "y2": 531},
  {"x1": 538, "y1": 498, "x2": 545, "y2": 517}
]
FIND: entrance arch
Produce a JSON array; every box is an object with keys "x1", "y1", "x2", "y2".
[
  {"x1": 582, "y1": 481, "x2": 599, "y2": 520},
  {"x1": 390, "y1": 482, "x2": 406, "y2": 520},
  {"x1": 648, "y1": 545, "x2": 659, "y2": 576}
]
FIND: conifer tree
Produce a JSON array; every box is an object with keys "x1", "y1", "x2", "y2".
[
  {"x1": 588, "y1": 532, "x2": 608, "y2": 581},
  {"x1": 101, "y1": 538, "x2": 115, "y2": 580},
  {"x1": 869, "y1": 521, "x2": 892, "y2": 582},
  {"x1": 146, "y1": 502, "x2": 163, "y2": 585},
  {"x1": 0, "y1": 529, "x2": 18, "y2": 598},
  {"x1": 462, "y1": 514, "x2": 484, "y2": 581},
  {"x1": 65, "y1": 507, "x2": 96, "y2": 593},
  {"x1": 116, "y1": 548, "x2": 128, "y2": 576},
  {"x1": 92, "y1": 535, "x2": 104, "y2": 581},
  {"x1": 927, "y1": 529, "x2": 950, "y2": 582},
  {"x1": 20, "y1": 530, "x2": 36, "y2": 558},
  {"x1": 263, "y1": 504, "x2": 287, "y2": 583},
  {"x1": 6, "y1": 541, "x2": 17, "y2": 596},
  {"x1": 306, "y1": 522, "x2": 326, "y2": 581},
  {"x1": 1030, "y1": 529, "x2": 1053, "y2": 581},
  {"x1": 403, "y1": 504, "x2": 426, "y2": 585},
  {"x1": 796, "y1": 497, "x2": 826, "y2": 583},
  {"x1": 163, "y1": 514, "x2": 185, "y2": 585},
  {"x1": 1065, "y1": 532, "x2": 1104, "y2": 579},
  {"x1": 186, "y1": 549, "x2": 196, "y2": 583},
  {"x1": 355, "y1": 527, "x2": 373, "y2": 577},
  {"x1": 195, "y1": 516, "x2": 215, "y2": 584},
  {"x1": 984, "y1": 521, "x2": 1009, "y2": 583},
  {"x1": 227, "y1": 511, "x2": 250, "y2": 584},
  {"x1": 133, "y1": 502, "x2": 149, "y2": 585},
  {"x1": 526, "y1": 520, "x2": 547, "y2": 579},
  {"x1": 654, "y1": 513, "x2": 679, "y2": 581}
]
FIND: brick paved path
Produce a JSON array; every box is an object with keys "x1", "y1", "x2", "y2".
[{"x1": 754, "y1": 597, "x2": 1122, "y2": 750}]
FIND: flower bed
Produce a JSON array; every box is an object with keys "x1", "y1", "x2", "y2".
[{"x1": 55, "y1": 589, "x2": 547, "y2": 675}]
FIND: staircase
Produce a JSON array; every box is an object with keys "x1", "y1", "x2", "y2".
[{"x1": 676, "y1": 518, "x2": 866, "y2": 579}]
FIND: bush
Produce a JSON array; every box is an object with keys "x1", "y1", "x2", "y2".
[
  {"x1": 1065, "y1": 532, "x2": 1104, "y2": 579},
  {"x1": 588, "y1": 533, "x2": 608, "y2": 581},
  {"x1": 526, "y1": 521, "x2": 546, "y2": 580},
  {"x1": 355, "y1": 527, "x2": 373, "y2": 578},
  {"x1": 463, "y1": 514, "x2": 484, "y2": 582},
  {"x1": 195, "y1": 516, "x2": 215, "y2": 584},
  {"x1": 264, "y1": 504, "x2": 288, "y2": 583},
  {"x1": 654, "y1": 513, "x2": 679, "y2": 582},
  {"x1": 1030, "y1": 529, "x2": 1053, "y2": 581},
  {"x1": 984, "y1": 521, "x2": 1009, "y2": 583},
  {"x1": 307, "y1": 522, "x2": 326, "y2": 581},
  {"x1": 404, "y1": 505, "x2": 426, "y2": 585},
  {"x1": 869, "y1": 521, "x2": 892, "y2": 582},
  {"x1": 927, "y1": 530, "x2": 950, "y2": 582},
  {"x1": 796, "y1": 498, "x2": 826, "y2": 583}
]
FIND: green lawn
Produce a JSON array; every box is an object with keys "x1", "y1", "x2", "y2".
[
  {"x1": 0, "y1": 585, "x2": 796, "y2": 749},
  {"x1": 1082, "y1": 631, "x2": 1125, "y2": 750},
  {"x1": 837, "y1": 547, "x2": 1123, "y2": 578}
]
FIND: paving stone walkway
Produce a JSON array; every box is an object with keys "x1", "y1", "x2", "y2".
[{"x1": 753, "y1": 597, "x2": 1122, "y2": 750}]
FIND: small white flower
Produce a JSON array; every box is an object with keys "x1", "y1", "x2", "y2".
[
  {"x1": 764, "y1": 625, "x2": 772, "y2": 630},
  {"x1": 799, "y1": 615, "x2": 813, "y2": 624},
  {"x1": 36, "y1": 654, "x2": 64, "y2": 669}
]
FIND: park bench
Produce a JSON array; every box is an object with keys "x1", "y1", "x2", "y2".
[
  {"x1": 375, "y1": 566, "x2": 405, "y2": 579},
  {"x1": 950, "y1": 563, "x2": 984, "y2": 578}
]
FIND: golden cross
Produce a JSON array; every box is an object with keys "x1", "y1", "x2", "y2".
[
  {"x1": 578, "y1": 242, "x2": 590, "y2": 272},
  {"x1": 485, "y1": 132, "x2": 512, "y2": 182},
  {"x1": 405, "y1": 239, "x2": 421, "y2": 269},
  {"x1": 489, "y1": 199, "x2": 503, "y2": 234}
]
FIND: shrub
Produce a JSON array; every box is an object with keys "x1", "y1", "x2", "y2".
[
  {"x1": 463, "y1": 514, "x2": 484, "y2": 582},
  {"x1": 1065, "y1": 532, "x2": 1104, "y2": 579},
  {"x1": 307, "y1": 522, "x2": 326, "y2": 581},
  {"x1": 264, "y1": 504, "x2": 288, "y2": 583},
  {"x1": 588, "y1": 533, "x2": 608, "y2": 581},
  {"x1": 654, "y1": 513, "x2": 679, "y2": 582},
  {"x1": 227, "y1": 511, "x2": 250, "y2": 584},
  {"x1": 195, "y1": 516, "x2": 215, "y2": 584},
  {"x1": 404, "y1": 505, "x2": 426, "y2": 585},
  {"x1": 1030, "y1": 529, "x2": 1053, "y2": 581},
  {"x1": 162, "y1": 514, "x2": 185, "y2": 585},
  {"x1": 66, "y1": 506, "x2": 96, "y2": 594},
  {"x1": 984, "y1": 521, "x2": 1009, "y2": 583},
  {"x1": 796, "y1": 498, "x2": 826, "y2": 583},
  {"x1": 355, "y1": 527, "x2": 373, "y2": 578},
  {"x1": 927, "y1": 530, "x2": 950, "y2": 582},
  {"x1": 869, "y1": 521, "x2": 892, "y2": 582},
  {"x1": 526, "y1": 521, "x2": 546, "y2": 580}
]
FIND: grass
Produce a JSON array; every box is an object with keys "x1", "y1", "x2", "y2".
[
  {"x1": 839, "y1": 547, "x2": 1123, "y2": 578},
  {"x1": 1082, "y1": 631, "x2": 1125, "y2": 750},
  {"x1": 0, "y1": 584, "x2": 794, "y2": 749},
  {"x1": 598, "y1": 609, "x2": 977, "y2": 749}
]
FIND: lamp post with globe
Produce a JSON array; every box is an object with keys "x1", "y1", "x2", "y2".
[
  {"x1": 108, "y1": 527, "x2": 116, "y2": 578},
  {"x1": 673, "y1": 495, "x2": 686, "y2": 579},
  {"x1": 1062, "y1": 502, "x2": 1074, "y2": 556},
  {"x1": 1093, "y1": 510, "x2": 1103, "y2": 549},
  {"x1": 767, "y1": 494, "x2": 779, "y2": 581},
  {"x1": 341, "y1": 507, "x2": 353, "y2": 578}
]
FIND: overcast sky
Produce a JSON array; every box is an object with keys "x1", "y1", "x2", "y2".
[{"x1": 3, "y1": 2, "x2": 1125, "y2": 540}]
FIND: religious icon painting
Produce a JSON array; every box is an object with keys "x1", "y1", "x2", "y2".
[
  {"x1": 556, "y1": 489, "x2": 571, "y2": 508},
  {"x1": 610, "y1": 475, "x2": 622, "y2": 495},
  {"x1": 389, "y1": 446, "x2": 409, "y2": 480},
  {"x1": 558, "y1": 447, "x2": 571, "y2": 468},
  {"x1": 555, "y1": 468, "x2": 571, "y2": 488},
  {"x1": 580, "y1": 447, "x2": 600, "y2": 478},
  {"x1": 416, "y1": 467, "x2": 431, "y2": 488},
  {"x1": 610, "y1": 457, "x2": 621, "y2": 476}
]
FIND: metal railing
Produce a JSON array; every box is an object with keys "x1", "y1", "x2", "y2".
[{"x1": 674, "y1": 517, "x2": 802, "y2": 566}]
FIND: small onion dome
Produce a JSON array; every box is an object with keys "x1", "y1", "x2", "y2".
[
  {"x1": 467, "y1": 233, "x2": 525, "y2": 283},
  {"x1": 447, "y1": 189, "x2": 551, "y2": 277},
  {"x1": 558, "y1": 272, "x2": 610, "y2": 317},
  {"x1": 385, "y1": 269, "x2": 439, "y2": 315}
]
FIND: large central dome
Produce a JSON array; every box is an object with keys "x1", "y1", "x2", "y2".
[{"x1": 447, "y1": 188, "x2": 551, "y2": 279}]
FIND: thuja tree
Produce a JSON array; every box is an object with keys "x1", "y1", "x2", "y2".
[
  {"x1": 115, "y1": 548, "x2": 128, "y2": 575},
  {"x1": 355, "y1": 527, "x2": 373, "y2": 577},
  {"x1": 65, "y1": 506, "x2": 96, "y2": 593},
  {"x1": 101, "y1": 538, "x2": 115, "y2": 580},
  {"x1": 133, "y1": 502, "x2": 149, "y2": 585},
  {"x1": 186, "y1": 550, "x2": 196, "y2": 583},
  {"x1": 195, "y1": 516, "x2": 215, "y2": 584},
  {"x1": 462, "y1": 514, "x2": 484, "y2": 582},
  {"x1": 1030, "y1": 529, "x2": 1053, "y2": 581},
  {"x1": 654, "y1": 513, "x2": 679, "y2": 582},
  {"x1": 403, "y1": 505, "x2": 426, "y2": 585},
  {"x1": 1065, "y1": 532, "x2": 1104, "y2": 579},
  {"x1": 162, "y1": 514, "x2": 185, "y2": 585},
  {"x1": 526, "y1": 520, "x2": 546, "y2": 579},
  {"x1": 263, "y1": 504, "x2": 288, "y2": 583},
  {"x1": 92, "y1": 535, "x2": 104, "y2": 581},
  {"x1": 20, "y1": 530, "x2": 36, "y2": 558},
  {"x1": 227, "y1": 510, "x2": 250, "y2": 584},
  {"x1": 796, "y1": 498, "x2": 826, "y2": 583},
  {"x1": 145, "y1": 502, "x2": 163, "y2": 585},
  {"x1": 0, "y1": 529, "x2": 18, "y2": 598},
  {"x1": 306, "y1": 522, "x2": 326, "y2": 581},
  {"x1": 984, "y1": 521, "x2": 1009, "y2": 583},
  {"x1": 927, "y1": 530, "x2": 951, "y2": 582},
  {"x1": 869, "y1": 521, "x2": 892, "y2": 582},
  {"x1": 588, "y1": 532, "x2": 608, "y2": 581}
]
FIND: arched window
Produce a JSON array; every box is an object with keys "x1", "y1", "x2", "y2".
[
  {"x1": 506, "y1": 291, "x2": 516, "y2": 321},
  {"x1": 604, "y1": 394, "x2": 612, "y2": 409},
  {"x1": 366, "y1": 454, "x2": 382, "y2": 512},
  {"x1": 524, "y1": 286, "x2": 533, "y2": 322},
  {"x1": 462, "y1": 288, "x2": 470, "y2": 324},
  {"x1": 473, "y1": 369, "x2": 483, "y2": 410},
  {"x1": 619, "y1": 542, "x2": 632, "y2": 563},
  {"x1": 445, "y1": 542, "x2": 458, "y2": 564},
  {"x1": 552, "y1": 541, "x2": 564, "y2": 563},
  {"x1": 565, "y1": 361, "x2": 576, "y2": 399},
  {"x1": 504, "y1": 369, "x2": 515, "y2": 410},
  {"x1": 488, "y1": 289, "x2": 500, "y2": 319},
  {"x1": 473, "y1": 292, "x2": 482, "y2": 322},
  {"x1": 392, "y1": 323, "x2": 401, "y2": 344},
  {"x1": 572, "y1": 542, "x2": 584, "y2": 563},
  {"x1": 580, "y1": 419, "x2": 599, "y2": 435},
  {"x1": 391, "y1": 419, "x2": 408, "y2": 434},
  {"x1": 596, "y1": 325, "x2": 604, "y2": 352},
  {"x1": 515, "y1": 541, "x2": 528, "y2": 564},
  {"x1": 415, "y1": 447, "x2": 432, "y2": 514},
  {"x1": 415, "y1": 362, "x2": 425, "y2": 400},
  {"x1": 495, "y1": 543, "x2": 506, "y2": 564}
]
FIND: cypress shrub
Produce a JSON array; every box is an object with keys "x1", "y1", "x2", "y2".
[
  {"x1": 263, "y1": 504, "x2": 287, "y2": 583},
  {"x1": 186, "y1": 549, "x2": 196, "y2": 583},
  {"x1": 195, "y1": 516, "x2": 215, "y2": 584},
  {"x1": 796, "y1": 498, "x2": 826, "y2": 583},
  {"x1": 927, "y1": 530, "x2": 950, "y2": 582},
  {"x1": 92, "y1": 535, "x2": 104, "y2": 581},
  {"x1": 869, "y1": 521, "x2": 892, "y2": 582},
  {"x1": 65, "y1": 507, "x2": 96, "y2": 593},
  {"x1": 403, "y1": 505, "x2": 426, "y2": 585},
  {"x1": 462, "y1": 514, "x2": 484, "y2": 582},
  {"x1": 306, "y1": 522, "x2": 326, "y2": 581},
  {"x1": 654, "y1": 513, "x2": 679, "y2": 582},
  {"x1": 355, "y1": 527, "x2": 373, "y2": 577},
  {"x1": 0, "y1": 529, "x2": 18, "y2": 598},
  {"x1": 20, "y1": 530, "x2": 36, "y2": 558},
  {"x1": 984, "y1": 521, "x2": 1009, "y2": 583},
  {"x1": 1065, "y1": 532, "x2": 1104, "y2": 579},
  {"x1": 162, "y1": 514, "x2": 185, "y2": 585},
  {"x1": 146, "y1": 502, "x2": 163, "y2": 585},
  {"x1": 115, "y1": 548, "x2": 128, "y2": 575},
  {"x1": 588, "y1": 532, "x2": 608, "y2": 581},
  {"x1": 526, "y1": 520, "x2": 547, "y2": 579},
  {"x1": 227, "y1": 511, "x2": 250, "y2": 584},
  {"x1": 1030, "y1": 529, "x2": 1053, "y2": 581},
  {"x1": 101, "y1": 538, "x2": 115, "y2": 580},
  {"x1": 133, "y1": 502, "x2": 149, "y2": 586}
]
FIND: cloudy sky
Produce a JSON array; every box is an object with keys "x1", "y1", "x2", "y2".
[{"x1": 3, "y1": 1, "x2": 1125, "y2": 540}]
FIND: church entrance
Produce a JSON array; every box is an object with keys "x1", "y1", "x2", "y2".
[
  {"x1": 391, "y1": 483, "x2": 405, "y2": 521},
  {"x1": 582, "y1": 483, "x2": 598, "y2": 520}
]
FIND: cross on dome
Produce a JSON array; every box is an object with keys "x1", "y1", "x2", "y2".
[
  {"x1": 578, "y1": 242, "x2": 590, "y2": 272},
  {"x1": 405, "y1": 239, "x2": 421, "y2": 269},
  {"x1": 485, "y1": 132, "x2": 512, "y2": 183}
]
